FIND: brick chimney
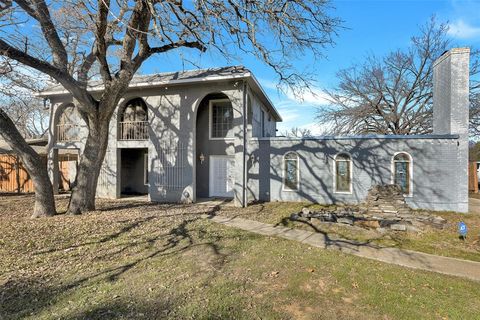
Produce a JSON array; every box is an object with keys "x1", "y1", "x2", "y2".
[
  {"x1": 433, "y1": 47, "x2": 470, "y2": 136},
  {"x1": 433, "y1": 47, "x2": 470, "y2": 213}
]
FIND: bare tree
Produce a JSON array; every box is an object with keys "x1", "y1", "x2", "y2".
[
  {"x1": 0, "y1": 58, "x2": 49, "y2": 138},
  {"x1": 1, "y1": 97, "x2": 49, "y2": 138},
  {"x1": 280, "y1": 127, "x2": 313, "y2": 138},
  {"x1": 0, "y1": 56, "x2": 55, "y2": 217},
  {"x1": 0, "y1": 109, "x2": 55, "y2": 217},
  {"x1": 0, "y1": 0, "x2": 341, "y2": 214},
  {"x1": 317, "y1": 18, "x2": 480, "y2": 136}
]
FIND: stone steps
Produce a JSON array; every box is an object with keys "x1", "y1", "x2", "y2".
[{"x1": 291, "y1": 184, "x2": 447, "y2": 233}]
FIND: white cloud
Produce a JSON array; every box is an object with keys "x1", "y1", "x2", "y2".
[
  {"x1": 299, "y1": 122, "x2": 323, "y2": 136},
  {"x1": 258, "y1": 77, "x2": 333, "y2": 136},
  {"x1": 299, "y1": 121, "x2": 335, "y2": 136},
  {"x1": 277, "y1": 109, "x2": 300, "y2": 122},
  {"x1": 447, "y1": 20, "x2": 480, "y2": 39},
  {"x1": 258, "y1": 77, "x2": 331, "y2": 107},
  {"x1": 284, "y1": 87, "x2": 331, "y2": 106}
]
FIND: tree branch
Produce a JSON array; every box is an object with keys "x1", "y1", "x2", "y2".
[
  {"x1": 15, "y1": 0, "x2": 68, "y2": 70},
  {"x1": 0, "y1": 40, "x2": 97, "y2": 113}
]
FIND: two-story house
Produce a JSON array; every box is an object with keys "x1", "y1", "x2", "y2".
[{"x1": 39, "y1": 48, "x2": 470, "y2": 212}]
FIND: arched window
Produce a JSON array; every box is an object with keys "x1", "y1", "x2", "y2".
[
  {"x1": 283, "y1": 152, "x2": 299, "y2": 190},
  {"x1": 121, "y1": 98, "x2": 148, "y2": 122},
  {"x1": 335, "y1": 153, "x2": 352, "y2": 193},
  {"x1": 119, "y1": 98, "x2": 148, "y2": 140},
  {"x1": 57, "y1": 104, "x2": 80, "y2": 142},
  {"x1": 393, "y1": 153, "x2": 412, "y2": 195}
]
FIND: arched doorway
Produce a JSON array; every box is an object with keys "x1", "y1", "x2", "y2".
[{"x1": 195, "y1": 93, "x2": 236, "y2": 200}]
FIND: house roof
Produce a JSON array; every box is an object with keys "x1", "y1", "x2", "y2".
[
  {"x1": 0, "y1": 137, "x2": 48, "y2": 155},
  {"x1": 38, "y1": 66, "x2": 282, "y2": 121}
]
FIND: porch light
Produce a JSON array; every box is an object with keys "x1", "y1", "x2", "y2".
[{"x1": 199, "y1": 153, "x2": 205, "y2": 164}]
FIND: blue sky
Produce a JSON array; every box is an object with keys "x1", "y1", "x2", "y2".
[
  {"x1": 6, "y1": 0, "x2": 480, "y2": 133},
  {"x1": 142, "y1": 0, "x2": 480, "y2": 134}
]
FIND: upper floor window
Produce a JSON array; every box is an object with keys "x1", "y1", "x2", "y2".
[
  {"x1": 118, "y1": 98, "x2": 148, "y2": 140},
  {"x1": 121, "y1": 98, "x2": 148, "y2": 122},
  {"x1": 210, "y1": 99, "x2": 233, "y2": 139},
  {"x1": 57, "y1": 104, "x2": 80, "y2": 142},
  {"x1": 283, "y1": 152, "x2": 299, "y2": 190},
  {"x1": 393, "y1": 153, "x2": 412, "y2": 195},
  {"x1": 335, "y1": 153, "x2": 352, "y2": 193}
]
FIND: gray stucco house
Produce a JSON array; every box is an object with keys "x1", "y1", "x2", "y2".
[{"x1": 40, "y1": 48, "x2": 470, "y2": 213}]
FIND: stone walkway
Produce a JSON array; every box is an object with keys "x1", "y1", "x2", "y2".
[{"x1": 207, "y1": 215, "x2": 480, "y2": 282}]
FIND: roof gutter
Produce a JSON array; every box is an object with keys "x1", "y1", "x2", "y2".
[
  {"x1": 246, "y1": 74, "x2": 283, "y2": 122},
  {"x1": 36, "y1": 71, "x2": 282, "y2": 122},
  {"x1": 36, "y1": 73, "x2": 252, "y2": 97}
]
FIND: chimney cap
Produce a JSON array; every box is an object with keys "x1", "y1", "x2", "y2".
[{"x1": 433, "y1": 47, "x2": 470, "y2": 68}]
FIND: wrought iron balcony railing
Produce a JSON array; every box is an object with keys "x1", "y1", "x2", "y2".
[
  {"x1": 118, "y1": 121, "x2": 149, "y2": 140},
  {"x1": 57, "y1": 123, "x2": 80, "y2": 142}
]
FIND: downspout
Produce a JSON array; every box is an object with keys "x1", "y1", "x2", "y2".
[{"x1": 242, "y1": 80, "x2": 248, "y2": 207}]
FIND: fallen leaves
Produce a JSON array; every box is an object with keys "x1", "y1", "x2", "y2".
[{"x1": 269, "y1": 271, "x2": 279, "y2": 278}]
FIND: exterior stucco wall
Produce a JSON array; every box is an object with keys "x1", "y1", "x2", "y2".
[
  {"x1": 250, "y1": 91, "x2": 276, "y2": 138},
  {"x1": 133, "y1": 81, "x2": 245, "y2": 205},
  {"x1": 247, "y1": 136, "x2": 467, "y2": 212},
  {"x1": 47, "y1": 79, "x2": 248, "y2": 206}
]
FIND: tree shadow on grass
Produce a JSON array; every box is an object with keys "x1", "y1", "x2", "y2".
[
  {"x1": 274, "y1": 215, "x2": 437, "y2": 271},
  {"x1": 0, "y1": 204, "x2": 231, "y2": 319},
  {"x1": 65, "y1": 299, "x2": 175, "y2": 320},
  {"x1": 0, "y1": 277, "x2": 178, "y2": 320}
]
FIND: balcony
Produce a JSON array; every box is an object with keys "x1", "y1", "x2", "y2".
[
  {"x1": 118, "y1": 121, "x2": 149, "y2": 140},
  {"x1": 57, "y1": 123, "x2": 80, "y2": 142}
]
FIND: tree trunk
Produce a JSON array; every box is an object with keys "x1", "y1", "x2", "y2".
[
  {"x1": 67, "y1": 116, "x2": 110, "y2": 214},
  {"x1": 0, "y1": 108, "x2": 56, "y2": 218}
]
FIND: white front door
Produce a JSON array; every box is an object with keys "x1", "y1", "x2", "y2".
[{"x1": 209, "y1": 156, "x2": 235, "y2": 198}]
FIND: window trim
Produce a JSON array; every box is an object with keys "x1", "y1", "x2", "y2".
[
  {"x1": 333, "y1": 153, "x2": 353, "y2": 194},
  {"x1": 282, "y1": 151, "x2": 300, "y2": 192},
  {"x1": 209, "y1": 98, "x2": 235, "y2": 141},
  {"x1": 391, "y1": 151, "x2": 413, "y2": 197}
]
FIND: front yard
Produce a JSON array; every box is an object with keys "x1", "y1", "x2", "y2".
[
  {"x1": 221, "y1": 202, "x2": 480, "y2": 263},
  {"x1": 1, "y1": 195, "x2": 480, "y2": 319}
]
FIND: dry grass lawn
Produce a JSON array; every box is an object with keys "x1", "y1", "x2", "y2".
[
  {"x1": 1, "y1": 195, "x2": 480, "y2": 319},
  {"x1": 220, "y1": 202, "x2": 480, "y2": 262}
]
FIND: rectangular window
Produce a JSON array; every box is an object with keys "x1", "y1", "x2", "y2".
[
  {"x1": 210, "y1": 100, "x2": 233, "y2": 138},
  {"x1": 335, "y1": 160, "x2": 351, "y2": 192}
]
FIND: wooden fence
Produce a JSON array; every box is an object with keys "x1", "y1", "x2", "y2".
[
  {"x1": 0, "y1": 154, "x2": 76, "y2": 193},
  {"x1": 469, "y1": 161, "x2": 478, "y2": 193},
  {"x1": 0, "y1": 155, "x2": 36, "y2": 193},
  {"x1": 58, "y1": 154, "x2": 78, "y2": 191}
]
